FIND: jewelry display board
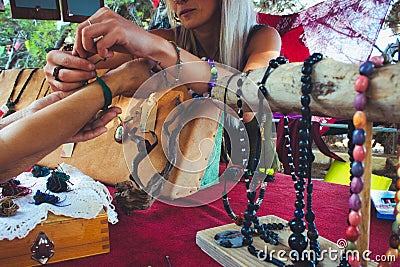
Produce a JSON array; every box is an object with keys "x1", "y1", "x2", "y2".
[
  {"x1": 0, "y1": 0, "x2": 5, "y2": 12},
  {"x1": 10, "y1": 0, "x2": 61, "y2": 20},
  {"x1": 196, "y1": 215, "x2": 379, "y2": 267},
  {"x1": 61, "y1": 0, "x2": 104, "y2": 22}
]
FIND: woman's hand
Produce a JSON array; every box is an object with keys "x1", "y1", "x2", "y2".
[
  {"x1": 44, "y1": 50, "x2": 96, "y2": 92},
  {"x1": 73, "y1": 7, "x2": 160, "y2": 60}
]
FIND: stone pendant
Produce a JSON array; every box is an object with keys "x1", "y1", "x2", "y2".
[{"x1": 114, "y1": 123, "x2": 124, "y2": 143}]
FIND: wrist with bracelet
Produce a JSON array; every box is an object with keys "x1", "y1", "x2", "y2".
[
  {"x1": 95, "y1": 75, "x2": 113, "y2": 111},
  {"x1": 161, "y1": 41, "x2": 182, "y2": 87}
]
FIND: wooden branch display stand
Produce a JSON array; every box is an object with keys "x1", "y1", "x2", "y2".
[
  {"x1": 196, "y1": 59, "x2": 397, "y2": 266},
  {"x1": 0, "y1": 210, "x2": 109, "y2": 266},
  {"x1": 0, "y1": 58, "x2": 398, "y2": 266},
  {"x1": 196, "y1": 215, "x2": 378, "y2": 267}
]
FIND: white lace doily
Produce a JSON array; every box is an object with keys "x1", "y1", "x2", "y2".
[{"x1": 0, "y1": 163, "x2": 118, "y2": 241}]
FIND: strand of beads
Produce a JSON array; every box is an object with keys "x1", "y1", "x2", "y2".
[
  {"x1": 302, "y1": 53, "x2": 322, "y2": 262},
  {"x1": 222, "y1": 71, "x2": 285, "y2": 266},
  {"x1": 221, "y1": 72, "x2": 248, "y2": 225},
  {"x1": 338, "y1": 121, "x2": 356, "y2": 267},
  {"x1": 344, "y1": 55, "x2": 389, "y2": 267},
  {"x1": 378, "y1": 134, "x2": 400, "y2": 267},
  {"x1": 287, "y1": 53, "x2": 323, "y2": 266},
  {"x1": 240, "y1": 59, "x2": 289, "y2": 265}
]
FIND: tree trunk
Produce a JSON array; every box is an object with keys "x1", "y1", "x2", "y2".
[{"x1": 212, "y1": 59, "x2": 400, "y2": 123}]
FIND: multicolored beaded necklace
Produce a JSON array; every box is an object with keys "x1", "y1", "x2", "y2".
[{"x1": 339, "y1": 55, "x2": 395, "y2": 267}]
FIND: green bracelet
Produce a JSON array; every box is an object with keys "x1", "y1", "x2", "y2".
[{"x1": 96, "y1": 76, "x2": 112, "y2": 110}]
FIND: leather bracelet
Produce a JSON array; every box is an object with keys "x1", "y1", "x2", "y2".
[{"x1": 95, "y1": 76, "x2": 112, "y2": 111}]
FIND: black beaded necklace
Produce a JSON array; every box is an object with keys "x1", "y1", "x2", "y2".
[
  {"x1": 220, "y1": 58, "x2": 290, "y2": 266},
  {"x1": 3, "y1": 68, "x2": 39, "y2": 117},
  {"x1": 285, "y1": 53, "x2": 323, "y2": 266}
]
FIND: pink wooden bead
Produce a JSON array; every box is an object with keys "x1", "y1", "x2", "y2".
[
  {"x1": 353, "y1": 145, "x2": 366, "y2": 162},
  {"x1": 370, "y1": 55, "x2": 384, "y2": 67},
  {"x1": 349, "y1": 210, "x2": 362, "y2": 226},
  {"x1": 354, "y1": 75, "x2": 369, "y2": 93}
]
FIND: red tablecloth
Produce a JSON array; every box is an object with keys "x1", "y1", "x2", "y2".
[{"x1": 50, "y1": 173, "x2": 394, "y2": 267}]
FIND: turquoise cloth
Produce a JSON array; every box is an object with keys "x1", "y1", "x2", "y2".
[{"x1": 199, "y1": 115, "x2": 223, "y2": 189}]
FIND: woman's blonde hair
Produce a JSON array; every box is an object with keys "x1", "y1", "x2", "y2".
[{"x1": 165, "y1": 0, "x2": 257, "y2": 70}]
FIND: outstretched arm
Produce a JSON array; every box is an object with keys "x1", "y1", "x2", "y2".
[{"x1": 0, "y1": 59, "x2": 153, "y2": 181}]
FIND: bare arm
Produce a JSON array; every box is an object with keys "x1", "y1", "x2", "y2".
[
  {"x1": 243, "y1": 26, "x2": 282, "y2": 72},
  {"x1": 0, "y1": 59, "x2": 153, "y2": 181}
]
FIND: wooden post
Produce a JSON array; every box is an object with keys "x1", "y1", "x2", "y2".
[{"x1": 359, "y1": 122, "x2": 373, "y2": 266}]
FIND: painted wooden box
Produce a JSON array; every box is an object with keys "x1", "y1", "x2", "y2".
[{"x1": 0, "y1": 210, "x2": 109, "y2": 267}]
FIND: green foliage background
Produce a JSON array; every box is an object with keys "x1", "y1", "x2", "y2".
[{"x1": 0, "y1": 0, "x2": 153, "y2": 69}]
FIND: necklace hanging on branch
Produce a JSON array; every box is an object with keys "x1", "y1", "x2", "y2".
[
  {"x1": 217, "y1": 57, "x2": 289, "y2": 267},
  {"x1": 339, "y1": 55, "x2": 392, "y2": 267},
  {"x1": 286, "y1": 53, "x2": 323, "y2": 266}
]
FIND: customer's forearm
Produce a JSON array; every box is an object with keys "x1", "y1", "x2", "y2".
[{"x1": 0, "y1": 77, "x2": 115, "y2": 177}]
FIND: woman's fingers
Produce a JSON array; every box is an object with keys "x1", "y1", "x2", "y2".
[
  {"x1": 44, "y1": 50, "x2": 96, "y2": 91},
  {"x1": 73, "y1": 7, "x2": 117, "y2": 58},
  {"x1": 45, "y1": 50, "x2": 95, "y2": 71}
]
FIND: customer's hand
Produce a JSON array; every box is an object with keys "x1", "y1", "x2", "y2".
[
  {"x1": 73, "y1": 7, "x2": 160, "y2": 60},
  {"x1": 28, "y1": 91, "x2": 121, "y2": 143},
  {"x1": 67, "y1": 107, "x2": 121, "y2": 143},
  {"x1": 44, "y1": 50, "x2": 96, "y2": 92}
]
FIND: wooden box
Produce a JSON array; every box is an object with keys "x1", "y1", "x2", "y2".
[{"x1": 0, "y1": 210, "x2": 109, "y2": 266}]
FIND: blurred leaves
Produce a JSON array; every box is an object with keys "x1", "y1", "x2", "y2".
[
  {"x1": 0, "y1": 0, "x2": 153, "y2": 69},
  {"x1": 253, "y1": 0, "x2": 326, "y2": 15}
]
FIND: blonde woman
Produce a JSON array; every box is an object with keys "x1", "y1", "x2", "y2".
[{"x1": 44, "y1": 0, "x2": 281, "y2": 98}]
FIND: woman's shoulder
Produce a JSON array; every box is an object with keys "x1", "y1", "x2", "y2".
[
  {"x1": 250, "y1": 24, "x2": 279, "y2": 41},
  {"x1": 245, "y1": 25, "x2": 280, "y2": 52}
]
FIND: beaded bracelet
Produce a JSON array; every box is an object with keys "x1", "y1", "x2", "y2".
[
  {"x1": 0, "y1": 197, "x2": 19, "y2": 217},
  {"x1": 162, "y1": 41, "x2": 182, "y2": 87},
  {"x1": 204, "y1": 58, "x2": 218, "y2": 97}
]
